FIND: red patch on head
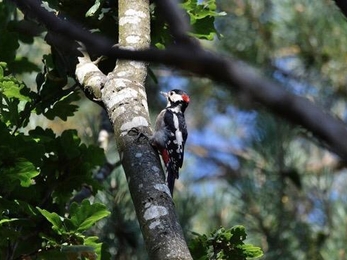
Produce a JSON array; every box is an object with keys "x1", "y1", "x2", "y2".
[{"x1": 182, "y1": 94, "x2": 190, "y2": 103}]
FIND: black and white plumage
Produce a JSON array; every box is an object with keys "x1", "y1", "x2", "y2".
[{"x1": 150, "y1": 89, "x2": 190, "y2": 196}]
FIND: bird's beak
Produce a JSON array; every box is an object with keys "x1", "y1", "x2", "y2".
[{"x1": 160, "y1": 91, "x2": 168, "y2": 98}]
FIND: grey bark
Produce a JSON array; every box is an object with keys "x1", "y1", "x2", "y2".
[{"x1": 76, "y1": 0, "x2": 193, "y2": 258}]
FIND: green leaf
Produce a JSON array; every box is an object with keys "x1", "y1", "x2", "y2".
[
  {"x1": 59, "y1": 129, "x2": 81, "y2": 159},
  {"x1": 241, "y1": 244, "x2": 264, "y2": 259},
  {"x1": 229, "y1": 225, "x2": 247, "y2": 243},
  {"x1": 35, "y1": 67, "x2": 79, "y2": 121},
  {"x1": 29, "y1": 126, "x2": 56, "y2": 144},
  {"x1": 0, "y1": 77, "x2": 29, "y2": 101},
  {"x1": 0, "y1": 218, "x2": 19, "y2": 225},
  {"x1": 0, "y1": 63, "x2": 4, "y2": 77},
  {"x1": 0, "y1": 69, "x2": 38, "y2": 128},
  {"x1": 84, "y1": 236, "x2": 103, "y2": 259},
  {"x1": 14, "y1": 199, "x2": 38, "y2": 216},
  {"x1": 80, "y1": 143, "x2": 106, "y2": 170},
  {"x1": 12, "y1": 159, "x2": 39, "y2": 187},
  {"x1": 86, "y1": 0, "x2": 101, "y2": 17},
  {"x1": 37, "y1": 208, "x2": 65, "y2": 234},
  {"x1": 42, "y1": 90, "x2": 80, "y2": 121},
  {"x1": 0, "y1": 96, "x2": 20, "y2": 127},
  {"x1": 69, "y1": 200, "x2": 110, "y2": 232},
  {"x1": 26, "y1": 128, "x2": 104, "y2": 204},
  {"x1": 181, "y1": 0, "x2": 225, "y2": 40},
  {"x1": 189, "y1": 233, "x2": 209, "y2": 260},
  {"x1": 189, "y1": 226, "x2": 263, "y2": 260},
  {"x1": 1, "y1": 158, "x2": 39, "y2": 188},
  {"x1": 0, "y1": 123, "x2": 45, "y2": 167}
]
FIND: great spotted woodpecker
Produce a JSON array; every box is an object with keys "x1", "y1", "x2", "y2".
[{"x1": 150, "y1": 89, "x2": 190, "y2": 196}]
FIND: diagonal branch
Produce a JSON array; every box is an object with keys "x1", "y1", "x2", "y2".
[
  {"x1": 15, "y1": 0, "x2": 347, "y2": 163},
  {"x1": 334, "y1": 0, "x2": 347, "y2": 19},
  {"x1": 85, "y1": 47, "x2": 347, "y2": 162}
]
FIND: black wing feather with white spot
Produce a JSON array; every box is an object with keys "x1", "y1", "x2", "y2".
[{"x1": 164, "y1": 109, "x2": 187, "y2": 180}]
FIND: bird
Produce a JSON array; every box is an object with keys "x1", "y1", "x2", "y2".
[{"x1": 150, "y1": 89, "x2": 190, "y2": 196}]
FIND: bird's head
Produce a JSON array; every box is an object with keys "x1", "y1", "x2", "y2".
[{"x1": 161, "y1": 89, "x2": 190, "y2": 112}]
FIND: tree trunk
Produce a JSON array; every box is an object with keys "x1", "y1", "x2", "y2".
[{"x1": 99, "y1": 0, "x2": 193, "y2": 258}]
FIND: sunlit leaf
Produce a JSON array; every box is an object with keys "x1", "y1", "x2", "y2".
[
  {"x1": 37, "y1": 208, "x2": 64, "y2": 234},
  {"x1": 0, "y1": 218, "x2": 19, "y2": 225},
  {"x1": 181, "y1": 0, "x2": 225, "y2": 40},
  {"x1": 0, "y1": 78, "x2": 29, "y2": 101},
  {"x1": 2, "y1": 158, "x2": 39, "y2": 187},
  {"x1": 86, "y1": 0, "x2": 101, "y2": 17},
  {"x1": 241, "y1": 244, "x2": 264, "y2": 259},
  {"x1": 69, "y1": 200, "x2": 110, "y2": 232}
]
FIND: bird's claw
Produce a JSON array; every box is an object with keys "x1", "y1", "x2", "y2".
[
  {"x1": 128, "y1": 127, "x2": 149, "y2": 143},
  {"x1": 128, "y1": 127, "x2": 140, "y2": 136}
]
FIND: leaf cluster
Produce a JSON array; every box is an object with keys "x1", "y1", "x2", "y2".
[
  {"x1": 0, "y1": 0, "x2": 269, "y2": 259},
  {"x1": 151, "y1": 0, "x2": 224, "y2": 49},
  {"x1": 0, "y1": 1, "x2": 41, "y2": 74},
  {"x1": 189, "y1": 226, "x2": 263, "y2": 260},
  {"x1": 0, "y1": 59, "x2": 80, "y2": 132},
  {"x1": 181, "y1": 0, "x2": 225, "y2": 40},
  {"x1": 0, "y1": 61, "x2": 108, "y2": 259},
  {"x1": 37, "y1": 200, "x2": 110, "y2": 259}
]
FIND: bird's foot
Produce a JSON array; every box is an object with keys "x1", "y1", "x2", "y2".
[{"x1": 128, "y1": 127, "x2": 149, "y2": 143}]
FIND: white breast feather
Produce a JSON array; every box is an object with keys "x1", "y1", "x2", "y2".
[{"x1": 173, "y1": 114, "x2": 183, "y2": 153}]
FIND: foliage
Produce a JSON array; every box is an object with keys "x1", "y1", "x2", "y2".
[
  {"x1": 216, "y1": 0, "x2": 347, "y2": 96},
  {"x1": 4, "y1": 0, "x2": 347, "y2": 259},
  {"x1": 37, "y1": 200, "x2": 110, "y2": 259},
  {"x1": 181, "y1": 0, "x2": 226, "y2": 40},
  {"x1": 0, "y1": 60, "x2": 108, "y2": 259},
  {"x1": 176, "y1": 1, "x2": 347, "y2": 259},
  {"x1": 92, "y1": 167, "x2": 146, "y2": 258},
  {"x1": 152, "y1": 0, "x2": 224, "y2": 49},
  {"x1": 1, "y1": 0, "x2": 226, "y2": 257},
  {"x1": 189, "y1": 226, "x2": 263, "y2": 260},
  {"x1": 0, "y1": 1, "x2": 41, "y2": 74}
]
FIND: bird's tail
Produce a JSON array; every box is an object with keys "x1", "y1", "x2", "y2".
[
  {"x1": 160, "y1": 149, "x2": 178, "y2": 196},
  {"x1": 167, "y1": 166, "x2": 178, "y2": 196}
]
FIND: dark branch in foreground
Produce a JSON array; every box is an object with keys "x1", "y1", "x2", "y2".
[
  {"x1": 15, "y1": 0, "x2": 347, "y2": 161},
  {"x1": 155, "y1": 0, "x2": 197, "y2": 46},
  {"x1": 334, "y1": 0, "x2": 347, "y2": 20}
]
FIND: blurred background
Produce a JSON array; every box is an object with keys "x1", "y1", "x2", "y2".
[{"x1": 14, "y1": 0, "x2": 347, "y2": 259}]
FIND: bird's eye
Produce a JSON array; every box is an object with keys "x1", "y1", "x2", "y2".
[{"x1": 169, "y1": 91, "x2": 174, "y2": 96}]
